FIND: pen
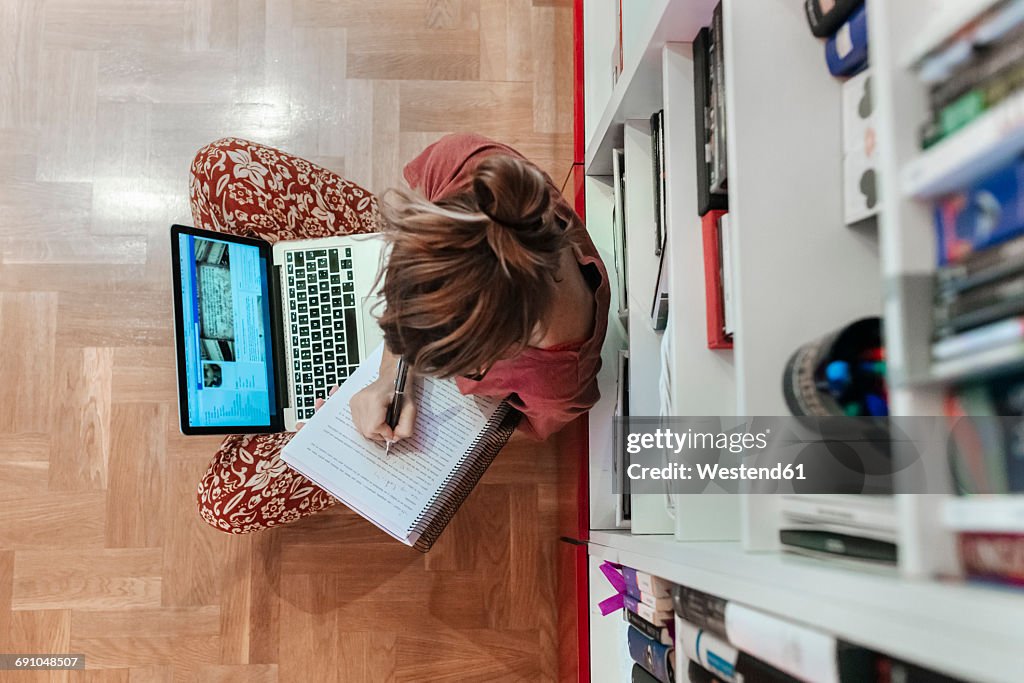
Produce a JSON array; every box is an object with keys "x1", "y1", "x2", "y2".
[{"x1": 384, "y1": 358, "x2": 409, "y2": 456}]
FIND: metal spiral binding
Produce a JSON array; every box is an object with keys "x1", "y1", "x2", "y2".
[{"x1": 408, "y1": 403, "x2": 521, "y2": 552}]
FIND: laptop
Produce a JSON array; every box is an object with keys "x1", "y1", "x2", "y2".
[{"x1": 170, "y1": 224, "x2": 385, "y2": 435}]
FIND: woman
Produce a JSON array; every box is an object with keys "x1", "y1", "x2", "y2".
[{"x1": 191, "y1": 134, "x2": 609, "y2": 534}]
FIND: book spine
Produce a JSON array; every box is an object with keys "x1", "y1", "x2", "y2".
[
  {"x1": 627, "y1": 627, "x2": 673, "y2": 683},
  {"x1": 625, "y1": 595, "x2": 672, "y2": 626},
  {"x1": 935, "y1": 272, "x2": 1024, "y2": 324},
  {"x1": 687, "y1": 661, "x2": 724, "y2": 683},
  {"x1": 935, "y1": 295, "x2": 1024, "y2": 337},
  {"x1": 724, "y1": 602, "x2": 841, "y2": 683},
  {"x1": 778, "y1": 529, "x2": 898, "y2": 563},
  {"x1": 733, "y1": 652, "x2": 803, "y2": 683},
  {"x1": 875, "y1": 655, "x2": 970, "y2": 683},
  {"x1": 625, "y1": 608, "x2": 673, "y2": 646},
  {"x1": 702, "y1": 211, "x2": 732, "y2": 349},
  {"x1": 636, "y1": 571, "x2": 671, "y2": 597},
  {"x1": 694, "y1": 27, "x2": 728, "y2": 215},
  {"x1": 929, "y1": 21, "x2": 1024, "y2": 113},
  {"x1": 933, "y1": 157, "x2": 1024, "y2": 266},
  {"x1": 622, "y1": 567, "x2": 671, "y2": 598},
  {"x1": 804, "y1": 0, "x2": 864, "y2": 38},
  {"x1": 672, "y1": 585, "x2": 728, "y2": 639},
  {"x1": 676, "y1": 617, "x2": 739, "y2": 683},
  {"x1": 936, "y1": 232, "x2": 1024, "y2": 294},
  {"x1": 958, "y1": 531, "x2": 1024, "y2": 585},
  {"x1": 650, "y1": 110, "x2": 663, "y2": 257},
  {"x1": 631, "y1": 663, "x2": 661, "y2": 683},
  {"x1": 711, "y1": 2, "x2": 728, "y2": 192},
  {"x1": 932, "y1": 317, "x2": 1024, "y2": 359}
]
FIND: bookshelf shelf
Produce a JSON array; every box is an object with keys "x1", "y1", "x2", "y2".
[{"x1": 589, "y1": 530, "x2": 1024, "y2": 683}]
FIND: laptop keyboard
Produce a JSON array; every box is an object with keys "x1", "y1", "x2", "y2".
[{"x1": 285, "y1": 247, "x2": 361, "y2": 421}]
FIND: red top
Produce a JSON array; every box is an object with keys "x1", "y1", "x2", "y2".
[{"x1": 403, "y1": 134, "x2": 610, "y2": 440}]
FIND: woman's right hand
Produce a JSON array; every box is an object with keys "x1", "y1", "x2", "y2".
[{"x1": 349, "y1": 375, "x2": 417, "y2": 445}]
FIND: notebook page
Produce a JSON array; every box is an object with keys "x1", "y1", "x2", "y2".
[{"x1": 281, "y1": 344, "x2": 502, "y2": 542}]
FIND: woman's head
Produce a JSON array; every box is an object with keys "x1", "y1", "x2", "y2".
[{"x1": 377, "y1": 154, "x2": 568, "y2": 378}]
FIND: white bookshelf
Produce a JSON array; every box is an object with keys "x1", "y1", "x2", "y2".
[
  {"x1": 580, "y1": 0, "x2": 1024, "y2": 679},
  {"x1": 589, "y1": 531, "x2": 1024, "y2": 683}
]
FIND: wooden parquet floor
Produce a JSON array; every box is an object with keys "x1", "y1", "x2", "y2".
[{"x1": 0, "y1": 1, "x2": 577, "y2": 680}]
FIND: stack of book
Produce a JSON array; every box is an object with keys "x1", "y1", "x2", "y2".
[
  {"x1": 671, "y1": 585, "x2": 966, "y2": 682},
  {"x1": 913, "y1": 0, "x2": 1024, "y2": 150},
  {"x1": 930, "y1": 157, "x2": 1024, "y2": 365},
  {"x1": 945, "y1": 372, "x2": 1024, "y2": 586},
  {"x1": 622, "y1": 566, "x2": 675, "y2": 683}
]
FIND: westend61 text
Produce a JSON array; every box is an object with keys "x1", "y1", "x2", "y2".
[{"x1": 627, "y1": 462, "x2": 807, "y2": 482}]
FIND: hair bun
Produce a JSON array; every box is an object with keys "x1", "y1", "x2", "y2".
[{"x1": 472, "y1": 155, "x2": 551, "y2": 231}]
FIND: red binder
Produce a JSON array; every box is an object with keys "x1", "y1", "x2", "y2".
[{"x1": 701, "y1": 210, "x2": 733, "y2": 349}]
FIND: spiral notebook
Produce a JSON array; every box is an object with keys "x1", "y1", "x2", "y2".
[{"x1": 281, "y1": 344, "x2": 518, "y2": 551}]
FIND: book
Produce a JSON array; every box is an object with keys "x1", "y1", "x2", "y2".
[
  {"x1": 629, "y1": 590, "x2": 673, "y2": 611},
  {"x1": 710, "y1": 3, "x2": 729, "y2": 194},
  {"x1": 675, "y1": 616, "x2": 739, "y2": 682},
  {"x1": 957, "y1": 530, "x2": 1024, "y2": 586},
  {"x1": 936, "y1": 231, "x2": 1024, "y2": 295},
  {"x1": 615, "y1": 349, "x2": 631, "y2": 527},
  {"x1": 733, "y1": 652, "x2": 804, "y2": 683},
  {"x1": 686, "y1": 661, "x2": 726, "y2": 683},
  {"x1": 650, "y1": 110, "x2": 667, "y2": 257},
  {"x1": 825, "y1": 3, "x2": 869, "y2": 77},
  {"x1": 694, "y1": 27, "x2": 729, "y2": 216},
  {"x1": 626, "y1": 594, "x2": 673, "y2": 626},
  {"x1": 804, "y1": 0, "x2": 864, "y2": 38},
  {"x1": 622, "y1": 566, "x2": 672, "y2": 598},
  {"x1": 632, "y1": 663, "x2": 662, "y2": 683},
  {"x1": 672, "y1": 585, "x2": 728, "y2": 639},
  {"x1": 702, "y1": 210, "x2": 732, "y2": 349},
  {"x1": 281, "y1": 344, "x2": 518, "y2": 552},
  {"x1": 724, "y1": 603, "x2": 874, "y2": 683},
  {"x1": 928, "y1": 21, "x2": 1024, "y2": 114},
  {"x1": 934, "y1": 293, "x2": 1024, "y2": 337},
  {"x1": 947, "y1": 371, "x2": 1024, "y2": 493},
  {"x1": 934, "y1": 272, "x2": 1024, "y2": 329},
  {"x1": 945, "y1": 384, "x2": 1011, "y2": 495},
  {"x1": 720, "y1": 213, "x2": 736, "y2": 336},
  {"x1": 932, "y1": 316, "x2": 1024, "y2": 359},
  {"x1": 933, "y1": 156, "x2": 1024, "y2": 266},
  {"x1": 779, "y1": 527, "x2": 898, "y2": 563},
  {"x1": 612, "y1": 147, "x2": 629, "y2": 316},
  {"x1": 626, "y1": 608, "x2": 674, "y2": 646},
  {"x1": 627, "y1": 626, "x2": 674, "y2": 683},
  {"x1": 650, "y1": 243, "x2": 670, "y2": 332},
  {"x1": 928, "y1": 58, "x2": 1024, "y2": 147}
]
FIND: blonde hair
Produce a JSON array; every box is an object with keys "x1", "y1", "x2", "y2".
[{"x1": 377, "y1": 154, "x2": 568, "y2": 378}]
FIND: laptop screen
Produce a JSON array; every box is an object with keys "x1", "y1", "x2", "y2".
[{"x1": 176, "y1": 232, "x2": 278, "y2": 429}]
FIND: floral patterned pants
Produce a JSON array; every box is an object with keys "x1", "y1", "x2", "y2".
[{"x1": 190, "y1": 138, "x2": 381, "y2": 534}]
